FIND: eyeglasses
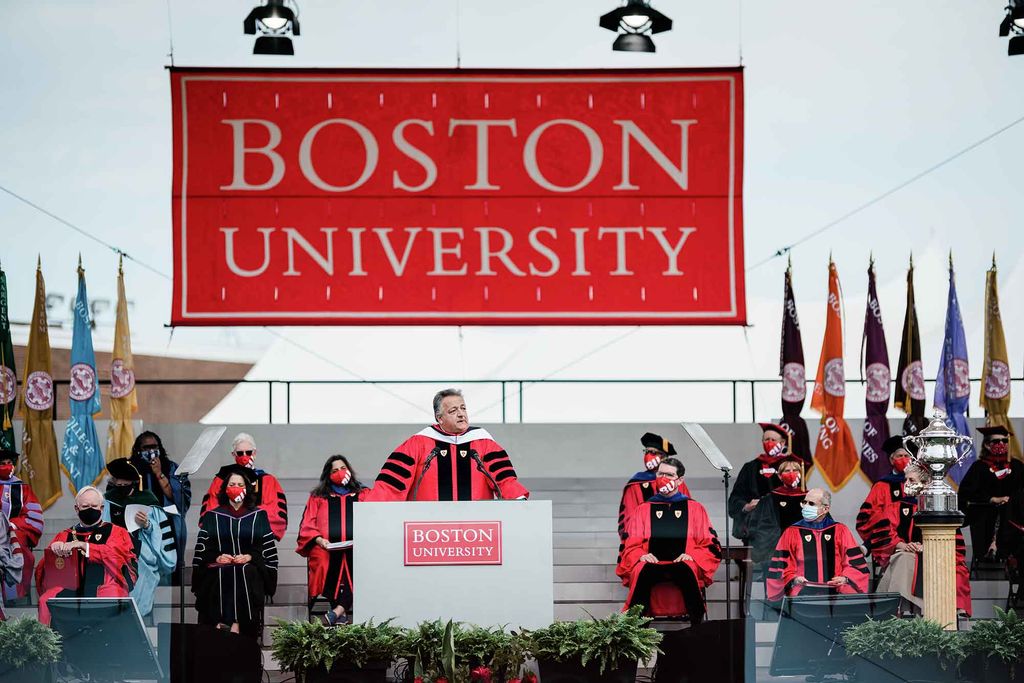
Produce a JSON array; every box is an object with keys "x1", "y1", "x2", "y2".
[
  {"x1": 643, "y1": 448, "x2": 662, "y2": 456},
  {"x1": 799, "y1": 500, "x2": 825, "y2": 507},
  {"x1": 234, "y1": 450, "x2": 255, "y2": 456}
]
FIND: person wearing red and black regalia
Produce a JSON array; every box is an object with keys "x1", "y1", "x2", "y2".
[
  {"x1": 856, "y1": 435, "x2": 914, "y2": 566},
  {"x1": 728, "y1": 423, "x2": 794, "y2": 543},
  {"x1": 36, "y1": 486, "x2": 137, "y2": 625},
  {"x1": 201, "y1": 433, "x2": 288, "y2": 541},
  {"x1": 746, "y1": 456, "x2": 806, "y2": 566},
  {"x1": 958, "y1": 426, "x2": 1023, "y2": 562},
  {"x1": 616, "y1": 433, "x2": 692, "y2": 568},
  {"x1": 0, "y1": 450, "x2": 44, "y2": 602},
  {"x1": 363, "y1": 389, "x2": 529, "y2": 502},
  {"x1": 875, "y1": 462, "x2": 972, "y2": 616},
  {"x1": 297, "y1": 455, "x2": 366, "y2": 627},
  {"x1": 617, "y1": 457, "x2": 722, "y2": 623},
  {"x1": 766, "y1": 488, "x2": 869, "y2": 602}
]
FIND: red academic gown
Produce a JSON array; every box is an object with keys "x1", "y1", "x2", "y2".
[
  {"x1": 296, "y1": 489, "x2": 362, "y2": 609},
  {"x1": 362, "y1": 425, "x2": 529, "y2": 501},
  {"x1": 870, "y1": 496, "x2": 972, "y2": 615},
  {"x1": 766, "y1": 517, "x2": 869, "y2": 601},
  {"x1": 0, "y1": 476, "x2": 44, "y2": 600},
  {"x1": 35, "y1": 522, "x2": 137, "y2": 625},
  {"x1": 617, "y1": 473, "x2": 692, "y2": 572},
  {"x1": 855, "y1": 473, "x2": 905, "y2": 563},
  {"x1": 617, "y1": 496, "x2": 722, "y2": 619},
  {"x1": 201, "y1": 466, "x2": 288, "y2": 541}
]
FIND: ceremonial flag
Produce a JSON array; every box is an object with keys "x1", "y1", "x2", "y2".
[
  {"x1": 19, "y1": 259, "x2": 62, "y2": 509},
  {"x1": 60, "y1": 258, "x2": 105, "y2": 492},
  {"x1": 935, "y1": 255, "x2": 974, "y2": 484},
  {"x1": 860, "y1": 258, "x2": 892, "y2": 483},
  {"x1": 0, "y1": 264, "x2": 16, "y2": 452},
  {"x1": 779, "y1": 259, "x2": 813, "y2": 471},
  {"x1": 106, "y1": 257, "x2": 137, "y2": 460},
  {"x1": 894, "y1": 255, "x2": 927, "y2": 436},
  {"x1": 981, "y1": 256, "x2": 1021, "y2": 459},
  {"x1": 811, "y1": 260, "x2": 860, "y2": 491}
]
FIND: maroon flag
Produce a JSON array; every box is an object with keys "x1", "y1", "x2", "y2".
[
  {"x1": 860, "y1": 260, "x2": 891, "y2": 482},
  {"x1": 894, "y1": 256, "x2": 927, "y2": 435},
  {"x1": 779, "y1": 261, "x2": 812, "y2": 471}
]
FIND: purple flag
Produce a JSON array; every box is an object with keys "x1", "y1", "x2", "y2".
[
  {"x1": 860, "y1": 261, "x2": 892, "y2": 482},
  {"x1": 779, "y1": 262, "x2": 813, "y2": 471}
]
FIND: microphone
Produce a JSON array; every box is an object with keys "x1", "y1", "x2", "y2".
[
  {"x1": 468, "y1": 449, "x2": 504, "y2": 500},
  {"x1": 410, "y1": 447, "x2": 442, "y2": 501}
]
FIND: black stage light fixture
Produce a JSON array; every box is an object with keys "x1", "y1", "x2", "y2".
[
  {"x1": 600, "y1": 0, "x2": 672, "y2": 53},
  {"x1": 244, "y1": 0, "x2": 301, "y2": 55}
]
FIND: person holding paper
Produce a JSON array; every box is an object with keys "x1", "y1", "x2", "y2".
[
  {"x1": 130, "y1": 432, "x2": 191, "y2": 575},
  {"x1": 192, "y1": 465, "x2": 278, "y2": 636},
  {"x1": 36, "y1": 486, "x2": 137, "y2": 624},
  {"x1": 103, "y1": 458, "x2": 176, "y2": 617},
  {"x1": 0, "y1": 449, "x2": 43, "y2": 602},
  {"x1": 201, "y1": 433, "x2": 288, "y2": 540},
  {"x1": 363, "y1": 389, "x2": 529, "y2": 502},
  {"x1": 296, "y1": 455, "x2": 366, "y2": 626}
]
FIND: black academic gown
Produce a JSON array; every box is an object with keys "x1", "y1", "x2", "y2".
[
  {"x1": 958, "y1": 458, "x2": 1023, "y2": 560},
  {"x1": 748, "y1": 486, "x2": 806, "y2": 564},
  {"x1": 728, "y1": 457, "x2": 784, "y2": 542}
]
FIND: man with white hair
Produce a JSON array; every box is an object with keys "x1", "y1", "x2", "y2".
[
  {"x1": 364, "y1": 389, "x2": 529, "y2": 501},
  {"x1": 201, "y1": 433, "x2": 288, "y2": 540},
  {"x1": 35, "y1": 486, "x2": 137, "y2": 624}
]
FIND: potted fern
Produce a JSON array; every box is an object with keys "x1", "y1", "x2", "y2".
[
  {"x1": 962, "y1": 608, "x2": 1024, "y2": 683},
  {"x1": 0, "y1": 617, "x2": 62, "y2": 683},
  {"x1": 271, "y1": 619, "x2": 407, "y2": 682},
  {"x1": 843, "y1": 617, "x2": 964, "y2": 683},
  {"x1": 523, "y1": 606, "x2": 662, "y2": 683}
]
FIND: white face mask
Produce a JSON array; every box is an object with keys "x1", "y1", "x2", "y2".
[{"x1": 904, "y1": 481, "x2": 924, "y2": 496}]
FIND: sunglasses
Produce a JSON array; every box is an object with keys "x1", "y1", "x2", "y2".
[
  {"x1": 234, "y1": 450, "x2": 255, "y2": 457},
  {"x1": 799, "y1": 500, "x2": 825, "y2": 507},
  {"x1": 989, "y1": 439, "x2": 1010, "y2": 445}
]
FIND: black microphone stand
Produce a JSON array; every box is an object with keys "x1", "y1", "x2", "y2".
[
  {"x1": 410, "y1": 448, "x2": 442, "y2": 501},
  {"x1": 468, "y1": 449, "x2": 503, "y2": 499},
  {"x1": 721, "y1": 466, "x2": 735, "y2": 683}
]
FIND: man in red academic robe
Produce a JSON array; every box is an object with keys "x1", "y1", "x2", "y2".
[
  {"x1": 363, "y1": 389, "x2": 529, "y2": 502},
  {"x1": 201, "y1": 433, "x2": 288, "y2": 540},
  {"x1": 856, "y1": 435, "x2": 913, "y2": 566},
  {"x1": 767, "y1": 488, "x2": 869, "y2": 601},
  {"x1": 0, "y1": 450, "x2": 44, "y2": 601},
  {"x1": 35, "y1": 486, "x2": 137, "y2": 624},
  {"x1": 617, "y1": 433, "x2": 692, "y2": 568},
  {"x1": 617, "y1": 458, "x2": 722, "y2": 623}
]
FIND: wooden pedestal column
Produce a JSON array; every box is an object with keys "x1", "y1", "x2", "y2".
[{"x1": 918, "y1": 521, "x2": 961, "y2": 630}]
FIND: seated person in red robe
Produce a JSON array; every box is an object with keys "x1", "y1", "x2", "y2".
[
  {"x1": 201, "y1": 432, "x2": 288, "y2": 541},
  {"x1": 767, "y1": 488, "x2": 869, "y2": 602},
  {"x1": 856, "y1": 435, "x2": 914, "y2": 567},
  {"x1": 875, "y1": 462, "x2": 972, "y2": 616},
  {"x1": 296, "y1": 455, "x2": 366, "y2": 626},
  {"x1": 36, "y1": 486, "x2": 137, "y2": 625},
  {"x1": 363, "y1": 389, "x2": 529, "y2": 502},
  {"x1": 617, "y1": 457, "x2": 722, "y2": 623},
  {"x1": 747, "y1": 456, "x2": 806, "y2": 566},
  {"x1": 617, "y1": 433, "x2": 692, "y2": 569}
]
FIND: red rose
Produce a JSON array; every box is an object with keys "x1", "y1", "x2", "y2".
[
  {"x1": 413, "y1": 679, "x2": 424, "y2": 683},
  {"x1": 436, "y1": 679, "x2": 449, "y2": 683},
  {"x1": 470, "y1": 666, "x2": 493, "y2": 682},
  {"x1": 523, "y1": 674, "x2": 538, "y2": 683}
]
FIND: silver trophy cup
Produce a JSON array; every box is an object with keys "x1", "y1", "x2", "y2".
[{"x1": 903, "y1": 412, "x2": 973, "y2": 518}]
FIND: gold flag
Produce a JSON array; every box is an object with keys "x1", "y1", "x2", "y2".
[
  {"x1": 18, "y1": 259, "x2": 62, "y2": 509},
  {"x1": 106, "y1": 257, "x2": 137, "y2": 460},
  {"x1": 981, "y1": 256, "x2": 1021, "y2": 459}
]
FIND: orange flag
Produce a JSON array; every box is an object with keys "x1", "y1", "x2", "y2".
[{"x1": 811, "y1": 260, "x2": 860, "y2": 491}]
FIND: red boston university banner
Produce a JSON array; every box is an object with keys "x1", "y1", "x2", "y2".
[{"x1": 170, "y1": 68, "x2": 744, "y2": 325}]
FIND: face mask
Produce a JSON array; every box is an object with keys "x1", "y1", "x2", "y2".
[
  {"x1": 800, "y1": 504, "x2": 820, "y2": 521},
  {"x1": 138, "y1": 448, "x2": 160, "y2": 463},
  {"x1": 78, "y1": 507, "x2": 102, "y2": 526},
  {"x1": 655, "y1": 476, "x2": 678, "y2": 496},
  {"x1": 0, "y1": 464, "x2": 13, "y2": 479},
  {"x1": 763, "y1": 440, "x2": 785, "y2": 458},
  {"x1": 234, "y1": 454, "x2": 253, "y2": 467},
  {"x1": 903, "y1": 481, "x2": 924, "y2": 496},
  {"x1": 226, "y1": 484, "x2": 246, "y2": 503},
  {"x1": 779, "y1": 471, "x2": 800, "y2": 487},
  {"x1": 988, "y1": 442, "x2": 1010, "y2": 458},
  {"x1": 892, "y1": 456, "x2": 911, "y2": 473},
  {"x1": 643, "y1": 452, "x2": 662, "y2": 471},
  {"x1": 329, "y1": 469, "x2": 351, "y2": 486}
]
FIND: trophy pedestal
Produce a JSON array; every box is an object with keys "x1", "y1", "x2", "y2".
[{"x1": 915, "y1": 511, "x2": 964, "y2": 631}]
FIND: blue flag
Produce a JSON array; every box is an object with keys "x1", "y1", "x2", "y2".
[
  {"x1": 61, "y1": 263, "x2": 105, "y2": 492},
  {"x1": 934, "y1": 260, "x2": 974, "y2": 484}
]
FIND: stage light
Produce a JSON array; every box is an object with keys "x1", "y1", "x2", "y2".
[
  {"x1": 600, "y1": 0, "x2": 672, "y2": 53},
  {"x1": 244, "y1": 0, "x2": 301, "y2": 55}
]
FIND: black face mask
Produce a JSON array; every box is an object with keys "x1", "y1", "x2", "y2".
[{"x1": 78, "y1": 507, "x2": 102, "y2": 526}]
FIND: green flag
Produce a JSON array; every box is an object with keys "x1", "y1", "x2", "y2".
[{"x1": 0, "y1": 265, "x2": 16, "y2": 452}]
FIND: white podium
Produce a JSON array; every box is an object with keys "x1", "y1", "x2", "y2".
[{"x1": 353, "y1": 500, "x2": 554, "y2": 629}]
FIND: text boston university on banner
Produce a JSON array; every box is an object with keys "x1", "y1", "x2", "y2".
[{"x1": 170, "y1": 68, "x2": 745, "y2": 325}]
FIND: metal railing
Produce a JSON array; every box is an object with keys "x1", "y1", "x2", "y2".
[{"x1": 48, "y1": 376, "x2": 1024, "y2": 424}]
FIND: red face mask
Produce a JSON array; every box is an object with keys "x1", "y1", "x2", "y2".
[
  {"x1": 763, "y1": 440, "x2": 785, "y2": 458},
  {"x1": 234, "y1": 454, "x2": 253, "y2": 467},
  {"x1": 655, "y1": 476, "x2": 678, "y2": 496},
  {"x1": 779, "y1": 470, "x2": 800, "y2": 487},
  {"x1": 225, "y1": 484, "x2": 246, "y2": 502},
  {"x1": 891, "y1": 456, "x2": 911, "y2": 473},
  {"x1": 329, "y1": 469, "x2": 351, "y2": 486},
  {"x1": 0, "y1": 464, "x2": 13, "y2": 479},
  {"x1": 643, "y1": 452, "x2": 662, "y2": 471},
  {"x1": 988, "y1": 442, "x2": 1010, "y2": 458}
]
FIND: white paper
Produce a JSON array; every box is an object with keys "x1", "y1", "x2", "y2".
[
  {"x1": 325, "y1": 540, "x2": 354, "y2": 550},
  {"x1": 175, "y1": 426, "x2": 228, "y2": 476},
  {"x1": 125, "y1": 504, "x2": 151, "y2": 533},
  {"x1": 162, "y1": 505, "x2": 179, "y2": 516}
]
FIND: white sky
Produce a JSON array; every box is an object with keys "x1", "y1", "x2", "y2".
[{"x1": 1, "y1": 1, "x2": 1021, "y2": 423}]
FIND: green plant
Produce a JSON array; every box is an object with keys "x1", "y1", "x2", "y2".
[
  {"x1": 403, "y1": 620, "x2": 528, "y2": 683},
  {"x1": 0, "y1": 617, "x2": 62, "y2": 669},
  {"x1": 964, "y1": 607, "x2": 1024, "y2": 670},
  {"x1": 843, "y1": 617, "x2": 965, "y2": 669},
  {"x1": 523, "y1": 606, "x2": 663, "y2": 674},
  {"x1": 271, "y1": 619, "x2": 408, "y2": 674}
]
